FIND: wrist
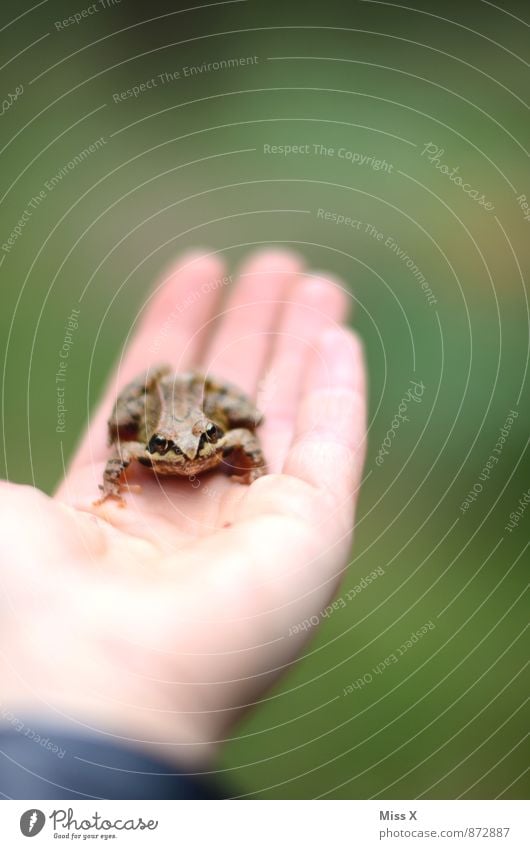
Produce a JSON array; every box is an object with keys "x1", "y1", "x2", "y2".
[
  {"x1": 0, "y1": 723, "x2": 225, "y2": 799},
  {"x1": 1, "y1": 632, "x2": 219, "y2": 769}
]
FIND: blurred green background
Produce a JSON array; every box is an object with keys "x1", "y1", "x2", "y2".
[{"x1": 0, "y1": 0, "x2": 528, "y2": 798}]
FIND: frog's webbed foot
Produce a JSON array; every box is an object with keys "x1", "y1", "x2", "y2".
[
  {"x1": 222, "y1": 428, "x2": 267, "y2": 485},
  {"x1": 94, "y1": 487, "x2": 126, "y2": 508}
]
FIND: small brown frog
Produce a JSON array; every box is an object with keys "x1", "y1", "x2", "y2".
[{"x1": 96, "y1": 364, "x2": 266, "y2": 505}]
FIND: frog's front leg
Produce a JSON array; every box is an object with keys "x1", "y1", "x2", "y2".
[
  {"x1": 222, "y1": 428, "x2": 267, "y2": 484},
  {"x1": 95, "y1": 441, "x2": 145, "y2": 506}
]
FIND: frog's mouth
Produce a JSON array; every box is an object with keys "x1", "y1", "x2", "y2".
[{"x1": 139, "y1": 453, "x2": 221, "y2": 476}]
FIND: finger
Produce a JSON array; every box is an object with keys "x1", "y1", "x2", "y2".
[
  {"x1": 111, "y1": 250, "x2": 228, "y2": 379},
  {"x1": 283, "y1": 326, "x2": 367, "y2": 505},
  {"x1": 201, "y1": 249, "x2": 304, "y2": 394},
  {"x1": 259, "y1": 274, "x2": 350, "y2": 473},
  {"x1": 61, "y1": 251, "x2": 227, "y2": 482}
]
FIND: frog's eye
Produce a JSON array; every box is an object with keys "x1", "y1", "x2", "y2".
[
  {"x1": 205, "y1": 423, "x2": 223, "y2": 442},
  {"x1": 148, "y1": 434, "x2": 168, "y2": 454}
]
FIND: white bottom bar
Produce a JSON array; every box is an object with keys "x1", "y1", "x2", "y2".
[{"x1": 0, "y1": 799, "x2": 526, "y2": 847}]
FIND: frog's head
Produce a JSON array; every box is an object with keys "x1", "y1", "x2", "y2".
[{"x1": 146, "y1": 419, "x2": 224, "y2": 463}]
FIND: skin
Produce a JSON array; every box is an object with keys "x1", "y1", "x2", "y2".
[
  {"x1": 97, "y1": 367, "x2": 266, "y2": 503},
  {"x1": 0, "y1": 249, "x2": 366, "y2": 771}
]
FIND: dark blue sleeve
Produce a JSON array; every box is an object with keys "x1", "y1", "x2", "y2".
[{"x1": 0, "y1": 728, "x2": 226, "y2": 799}]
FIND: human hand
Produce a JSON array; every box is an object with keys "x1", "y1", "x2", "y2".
[{"x1": 0, "y1": 249, "x2": 366, "y2": 767}]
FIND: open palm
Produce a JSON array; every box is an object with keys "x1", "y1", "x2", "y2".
[{"x1": 2, "y1": 249, "x2": 366, "y2": 767}]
